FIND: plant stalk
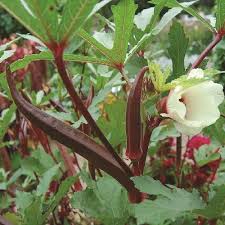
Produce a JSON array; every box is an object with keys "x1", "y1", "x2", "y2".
[
  {"x1": 176, "y1": 136, "x2": 182, "y2": 187},
  {"x1": 191, "y1": 32, "x2": 224, "y2": 69}
]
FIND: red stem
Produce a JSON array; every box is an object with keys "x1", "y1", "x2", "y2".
[
  {"x1": 176, "y1": 136, "x2": 182, "y2": 187},
  {"x1": 139, "y1": 117, "x2": 161, "y2": 174},
  {"x1": 191, "y1": 32, "x2": 224, "y2": 69},
  {"x1": 53, "y1": 47, "x2": 132, "y2": 177}
]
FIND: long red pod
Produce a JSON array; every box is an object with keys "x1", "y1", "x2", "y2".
[
  {"x1": 126, "y1": 66, "x2": 149, "y2": 161},
  {"x1": 5, "y1": 65, "x2": 137, "y2": 194}
]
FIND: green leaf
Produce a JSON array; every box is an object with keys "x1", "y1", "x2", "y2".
[
  {"x1": 134, "y1": 7, "x2": 154, "y2": 31},
  {"x1": 15, "y1": 191, "x2": 34, "y2": 213},
  {"x1": 168, "y1": 20, "x2": 189, "y2": 80},
  {"x1": 24, "y1": 0, "x2": 58, "y2": 41},
  {"x1": 152, "y1": 7, "x2": 183, "y2": 35},
  {"x1": 126, "y1": 0, "x2": 183, "y2": 64},
  {"x1": 111, "y1": 0, "x2": 137, "y2": 64},
  {"x1": 216, "y1": 0, "x2": 225, "y2": 30},
  {"x1": 36, "y1": 164, "x2": 60, "y2": 196},
  {"x1": 23, "y1": 197, "x2": 42, "y2": 225},
  {"x1": 132, "y1": 176, "x2": 172, "y2": 198},
  {"x1": 204, "y1": 117, "x2": 225, "y2": 146},
  {"x1": 151, "y1": 0, "x2": 216, "y2": 33},
  {"x1": 195, "y1": 185, "x2": 225, "y2": 219},
  {"x1": 151, "y1": 123, "x2": 180, "y2": 142},
  {"x1": 42, "y1": 176, "x2": 78, "y2": 222},
  {"x1": 78, "y1": 29, "x2": 114, "y2": 65},
  {"x1": 194, "y1": 145, "x2": 221, "y2": 167},
  {"x1": 0, "y1": 0, "x2": 49, "y2": 42},
  {"x1": 98, "y1": 99, "x2": 126, "y2": 147},
  {"x1": 133, "y1": 176, "x2": 204, "y2": 225},
  {"x1": 58, "y1": 0, "x2": 98, "y2": 42},
  {"x1": 0, "y1": 51, "x2": 113, "y2": 81},
  {"x1": 71, "y1": 176, "x2": 133, "y2": 225},
  {"x1": 135, "y1": 195, "x2": 203, "y2": 225},
  {"x1": 89, "y1": 0, "x2": 113, "y2": 18}
]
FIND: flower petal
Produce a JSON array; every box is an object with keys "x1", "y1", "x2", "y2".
[
  {"x1": 182, "y1": 81, "x2": 224, "y2": 125},
  {"x1": 167, "y1": 86, "x2": 186, "y2": 119}
]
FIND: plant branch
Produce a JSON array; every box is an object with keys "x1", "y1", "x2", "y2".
[
  {"x1": 191, "y1": 32, "x2": 224, "y2": 69},
  {"x1": 176, "y1": 136, "x2": 182, "y2": 187},
  {"x1": 139, "y1": 117, "x2": 161, "y2": 174}
]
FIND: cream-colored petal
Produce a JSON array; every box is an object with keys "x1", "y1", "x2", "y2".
[
  {"x1": 182, "y1": 81, "x2": 224, "y2": 125},
  {"x1": 167, "y1": 87, "x2": 186, "y2": 119}
]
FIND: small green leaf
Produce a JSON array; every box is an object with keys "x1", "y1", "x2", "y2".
[
  {"x1": 216, "y1": 0, "x2": 225, "y2": 30},
  {"x1": 168, "y1": 20, "x2": 189, "y2": 80},
  {"x1": 194, "y1": 145, "x2": 221, "y2": 167},
  {"x1": 42, "y1": 176, "x2": 78, "y2": 222},
  {"x1": 151, "y1": 123, "x2": 180, "y2": 142},
  {"x1": 36, "y1": 164, "x2": 60, "y2": 196}
]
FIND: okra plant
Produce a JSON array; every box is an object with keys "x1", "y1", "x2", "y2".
[{"x1": 0, "y1": 0, "x2": 225, "y2": 225}]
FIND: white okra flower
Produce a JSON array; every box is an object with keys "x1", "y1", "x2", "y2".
[{"x1": 161, "y1": 69, "x2": 224, "y2": 135}]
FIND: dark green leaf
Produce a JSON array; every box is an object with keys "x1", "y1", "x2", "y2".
[
  {"x1": 168, "y1": 20, "x2": 189, "y2": 79},
  {"x1": 71, "y1": 176, "x2": 133, "y2": 225}
]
